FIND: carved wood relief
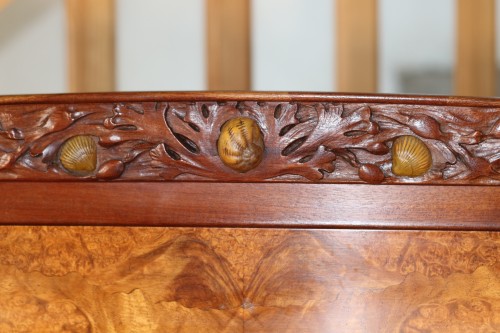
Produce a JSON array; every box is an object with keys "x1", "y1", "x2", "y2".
[
  {"x1": 0, "y1": 99, "x2": 499, "y2": 184},
  {"x1": 0, "y1": 227, "x2": 497, "y2": 332}
]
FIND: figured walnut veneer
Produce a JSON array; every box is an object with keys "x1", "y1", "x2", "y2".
[{"x1": 0, "y1": 227, "x2": 498, "y2": 333}]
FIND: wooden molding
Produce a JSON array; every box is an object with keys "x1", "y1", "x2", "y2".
[
  {"x1": 0, "y1": 92, "x2": 499, "y2": 184},
  {"x1": 0, "y1": 183, "x2": 499, "y2": 230},
  {"x1": 206, "y1": 0, "x2": 250, "y2": 90},
  {"x1": 66, "y1": 0, "x2": 115, "y2": 92},
  {"x1": 337, "y1": 0, "x2": 378, "y2": 93},
  {"x1": 456, "y1": 0, "x2": 496, "y2": 96}
]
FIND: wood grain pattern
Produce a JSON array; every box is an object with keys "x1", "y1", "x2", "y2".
[
  {"x1": 2, "y1": 91, "x2": 500, "y2": 106},
  {"x1": 337, "y1": 0, "x2": 377, "y2": 92},
  {"x1": 0, "y1": 227, "x2": 497, "y2": 332},
  {"x1": 456, "y1": 0, "x2": 496, "y2": 96},
  {"x1": 0, "y1": 93, "x2": 499, "y2": 184},
  {"x1": 0, "y1": 183, "x2": 498, "y2": 230},
  {"x1": 206, "y1": 0, "x2": 250, "y2": 90},
  {"x1": 66, "y1": 0, "x2": 115, "y2": 92}
]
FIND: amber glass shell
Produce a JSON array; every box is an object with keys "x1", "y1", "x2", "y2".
[
  {"x1": 59, "y1": 135, "x2": 97, "y2": 174},
  {"x1": 217, "y1": 117, "x2": 264, "y2": 173},
  {"x1": 391, "y1": 135, "x2": 432, "y2": 177}
]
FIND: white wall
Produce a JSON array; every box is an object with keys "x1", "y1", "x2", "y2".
[
  {"x1": 116, "y1": 0, "x2": 337, "y2": 92},
  {"x1": 251, "y1": 0, "x2": 335, "y2": 91},
  {"x1": 116, "y1": 0, "x2": 206, "y2": 91},
  {"x1": 378, "y1": 0, "x2": 455, "y2": 94},
  {"x1": 0, "y1": 0, "x2": 66, "y2": 95}
]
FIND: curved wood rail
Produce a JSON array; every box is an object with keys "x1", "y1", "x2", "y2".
[{"x1": 2, "y1": 91, "x2": 500, "y2": 106}]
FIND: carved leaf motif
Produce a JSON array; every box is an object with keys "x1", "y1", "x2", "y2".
[
  {"x1": 149, "y1": 102, "x2": 337, "y2": 180},
  {"x1": 0, "y1": 106, "x2": 75, "y2": 170},
  {"x1": 149, "y1": 102, "x2": 241, "y2": 179},
  {"x1": 371, "y1": 105, "x2": 500, "y2": 182},
  {"x1": 0, "y1": 100, "x2": 498, "y2": 184}
]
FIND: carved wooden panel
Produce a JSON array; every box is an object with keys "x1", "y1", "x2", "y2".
[
  {"x1": 0, "y1": 226, "x2": 497, "y2": 332},
  {"x1": 0, "y1": 93, "x2": 499, "y2": 184}
]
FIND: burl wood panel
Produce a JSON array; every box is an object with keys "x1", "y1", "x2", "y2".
[{"x1": 0, "y1": 227, "x2": 497, "y2": 333}]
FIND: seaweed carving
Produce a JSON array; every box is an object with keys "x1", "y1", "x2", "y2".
[
  {"x1": 0, "y1": 100, "x2": 498, "y2": 184},
  {"x1": 149, "y1": 102, "x2": 341, "y2": 181}
]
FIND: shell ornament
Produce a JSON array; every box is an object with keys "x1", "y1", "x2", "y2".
[
  {"x1": 217, "y1": 117, "x2": 265, "y2": 173},
  {"x1": 391, "y1": 135, "x2": 432, "y2": 177},
  {"x1": 59, "y1": 135, "x2": 97, "y2": 174}
]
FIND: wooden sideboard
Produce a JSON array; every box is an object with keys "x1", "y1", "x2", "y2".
[{"x1": 0, "y1": 92, "x2": 498, "y2": 332}]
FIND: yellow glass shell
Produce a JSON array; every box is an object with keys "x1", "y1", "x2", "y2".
[
  {"x1": 217, "y1": 117, "x2": 264, "y2": 173},
  {"x1": 60, "y1": 135, "x2": 97, "y2": 174},
  {"x1": 392, "y1": 135, "x2": 432, "y2": 177}
]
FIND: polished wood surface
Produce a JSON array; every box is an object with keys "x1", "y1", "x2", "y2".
[
  {"x1": 2, "y1": 91, "x2": 500, "y2": 107},
  {"x1": 206, "y1": 0, "x2": 250, "y2": 90},
  {"x1": 337, "y1": 0, "x2": 377, "y2": 92},
  {"x1": 0, "y1": 227, "x2": 497, "y2": 332},
  {"x1": 456, "y1": 0, "x2": 496, "y2": 96},
  {"x1": 66, "y1": 0, "x2": 115, "y2": 92},
  {"x1": 0, "y1": 183, "x2": 498, "y2": 230}
]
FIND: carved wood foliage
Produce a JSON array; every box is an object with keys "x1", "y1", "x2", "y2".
[
  {"x1": 0, "y1": 100, "x2": 499, "y2": 184},
  {"x1": 0, "y1": 227, "x2": 498, "y2": 332}
]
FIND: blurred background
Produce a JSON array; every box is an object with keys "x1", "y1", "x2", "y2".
[{"x1": 0, "y1": 0, "x2": 498, "y2": 96}]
